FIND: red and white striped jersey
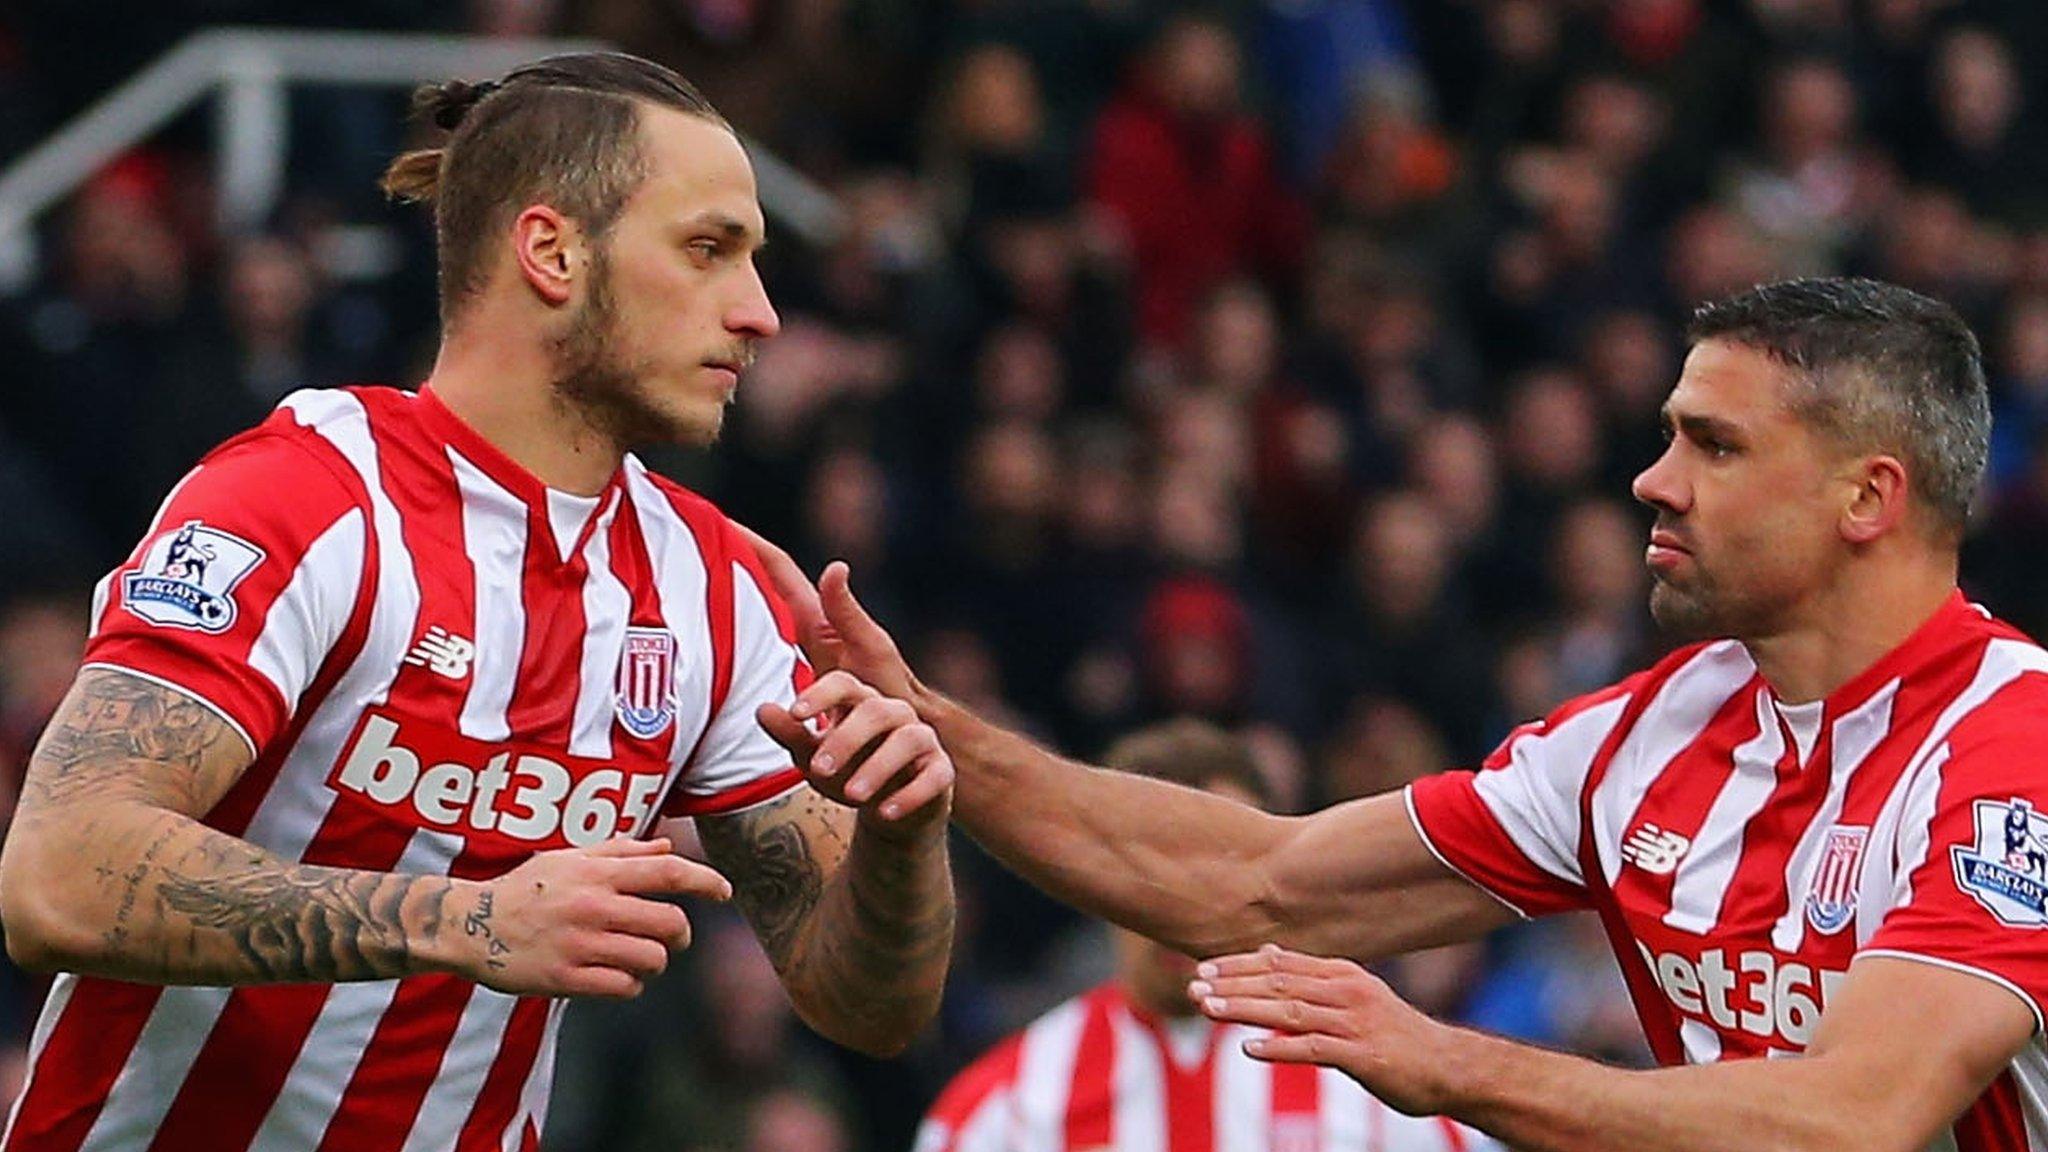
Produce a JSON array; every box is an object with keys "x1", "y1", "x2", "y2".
[
  {"x1": 915, "y1": 983, "x2": 1496, "y2": 1152},
  {"x1": 1409, "y1": 593, "x2": 2048, "y2": 1152},
  {"x1": 4, "y1": 386, "x2": 811, "y2": 1152}
]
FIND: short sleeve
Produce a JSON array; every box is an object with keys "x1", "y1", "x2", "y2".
[
  {"x1": 1863, "y1": 673, "x2": 2048, "y2": 1032},
  {"x1": 82, "y1": 424, "x2": 368, "y2": 755},
  {"x1": 1407, "y1": 687, "x2": 1637, "y2": 917},
  {"x1": 660, "y1": 519, "x2": 807, "y2": 817}
]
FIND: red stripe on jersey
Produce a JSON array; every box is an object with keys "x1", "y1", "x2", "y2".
[
  {"x1": 451, "y1": 997, "x2": 550, "y2": 1152},
  {"x1": 1435, "y1": 1115, "x2": 1469, "y2": 1151},
  {"x1": 3, "y1": 981, "x2": 164, "y2": 1152},
  {"x1": 605, "y1": 490, "x2": 676, "y2": 812},
  {"x1": 1955, "y1": 1070, "x2": 2028, "y2": 1152},
  {"x1": 667, "y1": 767, "x2": 806, "y2": 817},
  {"x1": 661, "y1": 490, "x2": 737, "y2": 817},
  {"x1": 1606, "y1": 685, "x2": 1760, "y2": 923},
  {"x1": 518, "y1": 1117, "x2": 541, "y2": 1152},
  {"x1": 1268, "y1": 1059, "x2": 1320, "y2": 1146},
  {"x1": 730, "y1": 531, "x2": 814, "y2": 697},
  {"x1": 1064, "y1": 995, "x2": 1118, "y2": 1150},
  {"x1": 1159, "y1": 1021, "x2": 1217, "y2": 1152},
  {"x1": 312, "y1": 976, "x2": 475, "y2": 1152}
]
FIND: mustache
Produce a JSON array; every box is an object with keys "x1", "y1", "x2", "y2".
[{"x1": 709, "y1": 344, "x2": 759, "y2": 370}]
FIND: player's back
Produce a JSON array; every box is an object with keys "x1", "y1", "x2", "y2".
[{"x1": 7, "y1": 386, "x2": 809, "y2": 1152}]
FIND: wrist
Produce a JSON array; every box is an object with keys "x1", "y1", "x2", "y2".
[{"x1": 419, "y1": 879, "x2": 488, "y2": 979}]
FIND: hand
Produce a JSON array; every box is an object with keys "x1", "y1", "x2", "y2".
[
  {"x1": 734, "y1": 524, "x2": 916, "y2": 701},
  {"x1": 454, "y1": 836, "x2": 731, "y2": 999},
  {"x1": 1188, "y1": 943, "x2": 1455, "y2": 1115},
  {"x1": 758, "y1": 670, "x2": 954, "y2": 841}
]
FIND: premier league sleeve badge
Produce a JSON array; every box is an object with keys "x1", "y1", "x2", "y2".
[
  {"x1": 122, "y1": 519, "x2": 267, "y2": 634},
  {"x1": 1952, "y1": 797, "x2": 2048, "y2": 927}
]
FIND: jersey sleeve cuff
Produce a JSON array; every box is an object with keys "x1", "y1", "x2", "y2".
[
  {"x1": 78, "y1": 662, "x2": 261, "y2": 759},
  {"x1": 1405, "y1": 785, "x2": 1534, "y2": 920},
  {"x1": 662, "y1": 766, "x2": 806, "y2": 818},
  {"x1": 1855, "y1": 948, "x2": 2046, "y2": 1036}
]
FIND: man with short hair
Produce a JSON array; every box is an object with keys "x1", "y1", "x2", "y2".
[
  {"x1": 762, "y1": 277, "x2": 2048, "y2": 1151},
  {"x1": 0, "y1": 53, "x2": 955, "y2": 1152},
  {"x1": 916, "y1": 719, "x2": 1493, "y2": 1152}
]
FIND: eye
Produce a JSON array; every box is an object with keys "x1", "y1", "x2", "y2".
[{"x1": 686, "y1": 238, "x2": 722, "y2": 263}]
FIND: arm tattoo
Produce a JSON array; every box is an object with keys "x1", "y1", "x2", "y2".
[
  {"x1": 698, "y1": 786, "x2": 953, "y2": 1051},
  {"x1": 697, "y1": 789, "x2": 839, "y2": 967},
  {"x1": 13, "y1": 669, "x2": 457, "y2": 985}
]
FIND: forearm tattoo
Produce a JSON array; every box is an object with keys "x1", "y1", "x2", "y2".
[
  {"x1": 700, "y1": 787, "x2": 953, "y2": 1046},
  {"x1": 18, "y1": 669, "x2": 454, "y2": 984}
]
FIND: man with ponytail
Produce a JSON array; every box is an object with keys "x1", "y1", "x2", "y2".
[{"x1": 0, "y1": 53, "x2": 955, "y2": 1151}]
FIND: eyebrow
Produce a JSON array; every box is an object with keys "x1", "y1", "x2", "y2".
[
  {"x1": 685, "y1": 211, "x2": 766, "y2": 251},
  {"x1": 1661, "y1": 407, "x2": 1745, "y2": 443}
]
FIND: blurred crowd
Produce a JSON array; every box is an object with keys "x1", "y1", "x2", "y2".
[{"x1": 4, "y1": 0, "x2": 2048, "y2": 1148}]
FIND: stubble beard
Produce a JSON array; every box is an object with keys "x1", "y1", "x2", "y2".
[{"x1": 549, "y1": 244, "x2": 724, "y2": 452}]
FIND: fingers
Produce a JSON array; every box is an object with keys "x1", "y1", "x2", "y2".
[
  {"x1": 836, "y1": 724, "x2": 940, "y2": 804},
  {"x1": 812, "y1": 697, "x2": 920, "y2": 781},
  {"x1": 789, "y1": 669, "x2": 879, "y2": 726},
  {"x1": 563, "y1": 964, "x2": 646, "y2": 1001},
  {"x1": 605, "y1": 852, "x2": 733, "y2": 902},
  {"x1": 1194, "y1": 993, "x2": 1353, "y2": 1038},
  {"x1": 869, "y1": 748, "x2": 954, "y2": 823},
  {"x1": 582, "y1": 835, "x2": 674, "y2": 859},
  {"x1": 1195, "y1": 944, "x2": 1352, "y2": 981},
  {"x1": 758, "y1": 702, "x2": 819, "y2": 762},
  {"x1": 603, "y1": 896, "x2": 695, "y2": 951}
]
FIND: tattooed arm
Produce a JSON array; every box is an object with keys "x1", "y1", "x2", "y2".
[
  {"x1": 0, "y1": 668, "x2": 720, "y2": 995},
  {"x1": 694, "y1": 679, "x2": 956, "y2": 1057}
]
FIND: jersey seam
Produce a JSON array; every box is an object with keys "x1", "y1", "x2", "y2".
[
  {"x1": 1404, "y1": 785, "x2": 1534, "y2": 920},
  {"x1": 78, "y1": 662, "x2": 261, "y2": 759},
  {"x1": 1855, "y1": 947, "x2": 2045, "y2": 1035}
]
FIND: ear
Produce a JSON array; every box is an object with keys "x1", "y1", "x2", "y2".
[
  {"x1": 1840, "y1": 454, "x2": 1909, "y2": 545},
  {"x1": 510, "y1": 205, "x2": 583, "y2": 306}
]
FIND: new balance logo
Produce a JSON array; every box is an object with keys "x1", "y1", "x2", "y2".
[
  {"x1": 405, "y1": 626, "x2": 475, "y2": 680},
  {"x1": 1621, "y1": 823, "x2": 1692, "y2": 875}
]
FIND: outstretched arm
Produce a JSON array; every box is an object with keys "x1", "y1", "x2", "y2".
[
  {"x1": 1194, "y1": 946, "x2": 2031, "y2": 1152},
  {"x1": 0, "y1": 668, "x2": 722, "y2": 997},
  {"x1": 741, "y1": 536, "x2": 1512, "y2": 962},
  {"x1": 692, "y1": 676, "x2": 954, "y2": 1056}
]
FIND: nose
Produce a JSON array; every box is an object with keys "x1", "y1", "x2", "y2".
[
  {"x1": 726, "y1": 261, "x2": 781, "y2": 340},
  {"x1": 1632, "y1": 442, "x2": 1688, "y2": 515}
]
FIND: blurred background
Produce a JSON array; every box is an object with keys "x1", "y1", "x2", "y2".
[{"x1": 2, "y1": 0, "x2": 2047, "y2": 1148}]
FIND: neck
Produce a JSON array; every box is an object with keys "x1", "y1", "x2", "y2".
[
  {"x1": 425, "y1": 318, "x2": 622, "y2": 497},
  {"x1": 1742, "y1": 548, "x2": 1958, "y2": 704}
]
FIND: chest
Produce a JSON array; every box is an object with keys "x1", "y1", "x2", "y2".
[{"x1": 1588, "y1": 686, "x2": 1928, "y2": 1057}]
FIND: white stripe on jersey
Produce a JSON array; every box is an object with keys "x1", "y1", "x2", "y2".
[
  {"x1": 1769, "y1": 682, "x2": 1898, "y2": 953},
  {"x1": 1678, "y1": 1017, "x2": 1723, "y2": 1063},
  {"x1": 1471, "y1": 694, "x2": 1632, "y2": 892},
  {"x1": 451, "y1": 448, "x2": 527, "y2": 743},
  {"x1": 623, "y1": 463, "x2": 717, "y2": 770},
  {"x1": 1317, "y1": 1065, "x2": 1367, "y2": 1150},
  {"x1": 243, "y1": 391, "x2": 421, "y2": 862},
  {"x1": 78, "y1": 988, "x2": 233, "y2": 1151},
  {"x1": 247, "y1": 508, "x2": 366, "y2": 708},
  {"x1": 1108, "y1": 1007, "x2": 1166, "y2": 1152},
  {"x1": 1590, "y1": 643, "x2": 1755, "y2": 886},
  {"x1": 396, "y1": 991, "x2": 520, "y2": 1152},
  {"x1": 1664, "y1": 690, "x2": 1782, "y2": 935},
  {"x1": 1213, "y1": 1022, "x2": 1268, "y2": 1152},
  {"x1": 1011, "y1": 999, "x2": 1089, "y2": 1152},
  {"x1": 245, "y1": 984, "x2": 392, "y2": 1151},
  {"x1": 571, "y1": 492, "x2": 628, "y2": 760},
  {"x1": 504, "y1": 1001, "x2": 568, "y2": 1152}
]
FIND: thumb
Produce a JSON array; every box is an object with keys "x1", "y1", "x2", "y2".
[
  {"x1": 757, "y1": 702, "x2": 819, "y2": 762},
  {"x1": 819, "y1": 561, "x2": 889, "y2": 652}
]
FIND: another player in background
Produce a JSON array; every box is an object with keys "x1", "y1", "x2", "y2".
[
  {"x1": 0, "y1": 53, "x2": 954, "y2": 1152},
  {"x1": 916, "y1": 719, "x2": 1493, "y2": 1152},
  {"x1": 761, "y1": 277, "x2": 2048, "y2": 1151}
]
